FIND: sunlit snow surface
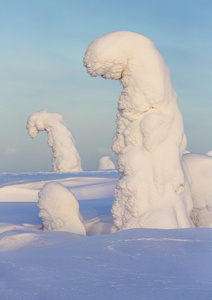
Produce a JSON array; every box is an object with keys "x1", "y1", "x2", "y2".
[{"x1": 0, "y1": 171, "x2": 212, "y2": 299}]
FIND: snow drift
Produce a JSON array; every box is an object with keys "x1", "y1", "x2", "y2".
[
  {"x1": 98, "y1": 156, "x2": 116, "y2": 170},
  {"x1": 84, "y1": 31, "x2": 194, "y2": 231},
  {"x1": 27, "y1": 110, "x2": 82, "y2": 172},
  {"x1": 38, "y1": 181, "x2": 86, "y2": 235}
]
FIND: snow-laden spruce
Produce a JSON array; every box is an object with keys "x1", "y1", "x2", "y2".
[
  {"x1": 84, "y1": 31, "x2": 194, "y2": 230},
  {"x1": 38, "y1": 182, "x2": 86, "y2": 235},
  {"x1": 27, "y1": 110, "x2": 82, "y2": 172},
  {"x1": 98, "y1": 156, "x2": 116, "y2": 170}
]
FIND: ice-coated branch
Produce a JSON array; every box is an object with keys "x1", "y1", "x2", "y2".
[
  {"x1": 27, "y1": 110, "x2": 82, "y2": 172},
  {"x1": 84, "y1": 31, "x2": 194, "y2": 230}
]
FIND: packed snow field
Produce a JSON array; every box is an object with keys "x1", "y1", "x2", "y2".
[{"x1": 0, "y1": 171, "x2": 212, "y2": 299}]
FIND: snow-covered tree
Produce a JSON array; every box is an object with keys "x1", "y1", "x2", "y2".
[
  {"x1": 206, "y1": 150, "x2": 212, "y2": 156},
  {"x1": 27, "y1": 110, "x2": 82, "y2": 172},
  {"x1": 98, "y1": 156, "x2": 116, "y2": 170},
  {"x1": 183, "y1": 153, "x2": 212, "y2": 227},
  {"x1": 38, "y1": 182, "x2": 86, "y2": 235},
  {"x1": 84, "y1": 31, "x2": 194, "y2": 231}
]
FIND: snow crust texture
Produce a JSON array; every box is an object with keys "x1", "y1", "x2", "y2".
[
  {"x1": 98, "y1": 156, "x2": 116, "y2": 170},
  {"x1": 27, "y1": 110, "x2": 82, "y2": 172},
  {"x1": 84, "y1": 31, "x2": 194, "y2": 231},
  {"x1": 38, "y1": 182, "x2": 86, "y2": 235}
]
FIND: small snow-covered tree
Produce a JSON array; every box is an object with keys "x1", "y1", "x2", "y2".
[
  {"x1": 98, "y1": 156, "x2": 116, "y2": 170},
  {"x1": 38, "y1": 182, "x2": 86, "y2": 235},
  {"x1": 206, "y1": 150, "x2": 212, "y2": 156},
  {"x1": 27, "y1": 110, "x2": 82, "y2": 172},
  {"x1": 84, "y1": 31, "x2": 194, "y2": 231}
]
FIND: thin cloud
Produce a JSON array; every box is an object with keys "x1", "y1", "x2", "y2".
[{"x1": 6, "y1": 148, "x2": 18, "y2": 154}]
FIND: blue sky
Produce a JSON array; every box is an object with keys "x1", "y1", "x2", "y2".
[{"x1": 0, "y1": 0, "x2": 212, "y2": 172}]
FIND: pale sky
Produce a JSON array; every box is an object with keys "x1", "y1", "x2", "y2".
[{"x1": 1, "y1": 0, "x2": 212, "y2": 172}]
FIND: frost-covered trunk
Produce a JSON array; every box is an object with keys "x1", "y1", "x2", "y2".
[
  {"x1": 84, "y1": 31, "x2": 194, "y2": 230},
  {"x1": 27, "y1": 110, "x2": 82, "y2": 172}
]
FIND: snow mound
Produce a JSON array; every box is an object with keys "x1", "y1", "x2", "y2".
[
  {"x1": 84, "y1": 31, "x2": 194, "y2": 231},
  {"x1": 98, "y1": 156, "x2": 116, "y2": 170},
  {"x1": 38, "y1": 182, "x2": 86, "y2": 235},
  {"x1": 27, "y1": 110, "x2": 82, "y2": 172}
]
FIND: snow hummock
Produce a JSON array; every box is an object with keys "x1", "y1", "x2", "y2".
[
  {"x1": 84, "y1": 31, "x2": 194, "y2": 231},
  {"x1": 38, "y1": 181, "x2": 86, "y2": 235},
  {"x1": 27, "y1": 110, "x2": 82, "y2": 172},
  {"x1": 98, "y1": 156, "x2": 116, "y2": 170}
]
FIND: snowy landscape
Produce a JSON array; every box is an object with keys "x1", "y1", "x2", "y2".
[
  {"x1": 0, "y1": 171, "x2": 212, "y2": 299},
  {"x1": 1, "y1": 29, "x2": 212, "y2": 299}
]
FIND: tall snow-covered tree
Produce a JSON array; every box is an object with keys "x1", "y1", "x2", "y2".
[{"x1": 84, "y1": 31, "x2": 194, "y2": 230}]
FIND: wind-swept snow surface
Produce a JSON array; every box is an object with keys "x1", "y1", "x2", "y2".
[
  {"x1": 38, "y1": 182, "x2": 86, "y2": 235},
  {"x1": 27, "y1": 110, "x2": 82, "y2": 172},
  {"x1": 98, "y1": 156, "x2": 116, "y2": 170},
  {"x1": 84, "y1": 31, "x2": 194, "y2": 231}
]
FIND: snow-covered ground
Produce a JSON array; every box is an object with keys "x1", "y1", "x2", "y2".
[{"x1": 0, "y1": 171, "x2": 212, "y2": 299}]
